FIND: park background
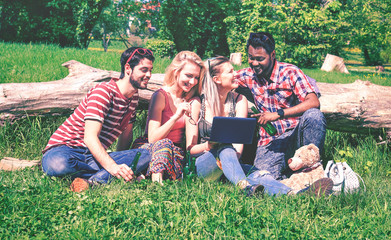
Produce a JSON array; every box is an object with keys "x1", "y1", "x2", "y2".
[{"x1": 1, "y1": 0, "x2": 390, "y2": 238}]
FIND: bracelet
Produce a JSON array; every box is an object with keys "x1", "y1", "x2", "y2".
[{"x1": 277, "y1": 109, "x2": 285, "y2": 119}]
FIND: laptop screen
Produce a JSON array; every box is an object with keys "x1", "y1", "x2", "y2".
[{"x1": 209, "y1": 117, "x2": 257, "y2": 144}]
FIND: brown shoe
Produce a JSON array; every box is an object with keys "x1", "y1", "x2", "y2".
[
  {"x1": 70, "y1": 178, "x2": 89, "y2": 192},
  {"x1": 297, "y1": 178, "x2": 333, "y2": 197}
]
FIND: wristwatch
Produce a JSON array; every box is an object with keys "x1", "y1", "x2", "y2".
[{"x1": 277, "y1": 109, "x2": 285, "y2": 119}]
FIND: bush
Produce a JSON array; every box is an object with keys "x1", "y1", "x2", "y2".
[
  {"x1": 159, "y1": 0, "x2": 241, "y2": 58},
  {"x1": 145, "y1": 39, "x2": 177, "y2": 58},
  {"x1": 225, "y1": 0, "x2": 350, "y2": 68},
  {"x1": 380, "y1": 40, "x2": 391, "y2": 64},
  {"x1": 0, "y1": 0, "x2": 109, "y2": 49}
]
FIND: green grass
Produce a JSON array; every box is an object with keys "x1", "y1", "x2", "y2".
[
  {"x1": 1, "y1": 42, "x2": 391, "y2": 239},
  {"x1": 0, "y1": 41, "x2": 170, "y2": 84}
]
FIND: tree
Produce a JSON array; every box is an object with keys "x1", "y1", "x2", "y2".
[
  {"x1": 0, "y1": 0, "x2": 110, "y2": 48},
  {"x1": 119, "y1": 0, "x2": 162, "y2": 37},
  {"x1": 343, "y1": 0, "x2": 391, "y2": 66},
  {"x1": 225, "y1": 0, "x2": 351, "y2": 68},
  {"x1": 160, "y1": 0, "x2": 241, "y2": 58},
  {"x1": 92, "y1": 1, "x2": 129, "y2": 51}
]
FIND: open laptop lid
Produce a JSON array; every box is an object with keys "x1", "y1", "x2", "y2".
[{"x1": 209, "y1": 117, "x2": 257, "y2": 144}]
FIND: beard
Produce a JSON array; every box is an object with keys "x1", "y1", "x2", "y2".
[
  {"x1": 129, "y1": 74, "x2": 148, "y2": 89},
  {"x1": 250, "y1": 63, "x2": 263, "y2": 77},
  {"x1": 250, "y1": 62, "x2": 273, "y2": 79}
]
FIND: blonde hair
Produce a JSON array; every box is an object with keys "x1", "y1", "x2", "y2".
[
  {"x1": 202, "y1": 56, "x2": 233, "y2": 116},
  {"x1": 164, "y1": 51, "x2": 205, "y2": 100}
]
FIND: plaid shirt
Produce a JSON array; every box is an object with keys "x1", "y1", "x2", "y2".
[{"x1": 235, "y1": 60, "x2": 316, "y2": 146}]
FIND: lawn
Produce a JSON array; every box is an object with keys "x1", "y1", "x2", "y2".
[{"x1": 1, "y1": 42, "x2": 390, "y2": 239}]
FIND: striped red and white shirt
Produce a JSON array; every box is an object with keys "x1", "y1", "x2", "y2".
[
  {"x1": 235, "y1": 60, "x2": 316, "y2": 146},
  {"x1": 43, "y1": 79, "x2": 139, "y2": 153}
]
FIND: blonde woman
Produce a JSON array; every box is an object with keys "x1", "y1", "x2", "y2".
[{"x1": 133, "y1": 51, "x2": 205, "y2": 184}]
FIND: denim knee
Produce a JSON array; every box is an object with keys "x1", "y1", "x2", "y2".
[
  {"x1": 218, "y1": 146, "x2": 237, "y2": 159},
  {"x1": 299, "y1": 108, "x2": 326, "y2": 151},
  {"x1": 301, "y1": 108, "x2": 326, "y2": 127},
  {"x1": 42, "y1": 148, "x2": 74, "y2": 177},
  {"x1": 195, "y1": 151, "x2": 223, "y2": 181}
]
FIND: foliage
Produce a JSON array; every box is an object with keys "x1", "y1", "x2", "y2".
[
  {"x1": 380, "y1": 37, "x2": 391, "y2": 64},
  {"x1": 145, "y1": 39, "x2": 177, "y2": 58},
  {"x1": 90, "y1": 0, "x2": 162, "y2": 51},
  {"x1": 225, "y1": 0, "x2": 351, "y2": 68},
  {"x1": 342, "y1": 0, "x2": 391, "y2": 66},
  {"x1": 159, "y1": 0, "x2": 241, "y2": 58},
  {"x1": 0, "y1": 0, "x2": 109, "y2": 48},
  {"x1": 92, "y1": 1, "x2": 130, "y2": 51},
  {"x1": 119, "y1": 0, "x2": 161, "y2": 37}
]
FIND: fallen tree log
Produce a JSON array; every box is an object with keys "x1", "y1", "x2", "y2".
[
  {"x1": 1, "y1": 60, "x2": 390, "y2": 138},
  {"x1": 0, "y1": 60, "x2": 164, "y2": 122},
  {"x1": 0, "y1": 157, "x2": 40, "y2": 171},
  {"x1": 317, "y1": 80, "x2": 391, "y2": 137}
]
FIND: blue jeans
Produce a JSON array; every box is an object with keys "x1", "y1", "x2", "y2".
[
  {"x1": 41, "y1": 145, "x2": 151, "y2": 184},
  {"x1": 247, "y1": 170, "x2": 292, "y2": 196},
  {"x1": 254, "y1": 108, "x2": 327, "y2": 180},
  {"x1": 195, "y1": 145, "x2": 292, "y2": 196},
  {"x1": 196, "y1": 146, "x2": 246, "y2": 185}
]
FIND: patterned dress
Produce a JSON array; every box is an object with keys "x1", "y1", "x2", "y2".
[{"x1": 133, "y1": 88, "x2": 185, "y2": 180}]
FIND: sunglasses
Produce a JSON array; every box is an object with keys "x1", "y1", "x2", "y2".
[{"x1": 126, "y1": 48, "x2": 153, "y2": 65}]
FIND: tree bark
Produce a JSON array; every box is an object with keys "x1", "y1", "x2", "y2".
[
  {"x1": 1, "y1": 60, "x2": 390, "y2": 138},
  {"x1": 317, "y1": 80, "x2": 391, "y2": 137},
  {"x1": 0, "y1": 60, "x2": 164, "y2": 122}
]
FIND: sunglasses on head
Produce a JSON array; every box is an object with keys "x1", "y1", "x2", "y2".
[{"x1": 126, "y1": 48, "x2": 153, "y2": 65}]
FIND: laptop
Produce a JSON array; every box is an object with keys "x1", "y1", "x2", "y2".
[{"x1": 209, "y1": 117, "x2": 257, "y2": 144}]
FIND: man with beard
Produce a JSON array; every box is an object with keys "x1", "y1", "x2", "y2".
[
  {"x1": 42, "y1": 47, "x2": 155, "y2": 192},
  {"x1": 235, "y1": 32, "x2": 326, "y2": 181}
]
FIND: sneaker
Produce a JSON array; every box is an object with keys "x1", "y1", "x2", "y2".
[
  {"x1": 244, "y1": 184, "x2": 265, "y2": 197},
  {"x1": 237, "y1": 180, "x2": 250, "y2": 190},
  {"x1": 297, "y1": 178, "x2": 333, "y2": 197},
  {"x1": 70, "y1": 178, "x2": 90, "y2": 192}
]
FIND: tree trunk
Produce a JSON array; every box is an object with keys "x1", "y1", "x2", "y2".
[
  {"x1": 0, "y1": 60, "x2": 164, "y2": 123},
  {"x1": 1, "y1": 60, "x2": 390, "y2": 139},
  {"x1": 321, "y1": 54, "x2": 349, "y2": 74},
  {"x1": 317, "y1": 80, "x2": 391, "y2": 137}
]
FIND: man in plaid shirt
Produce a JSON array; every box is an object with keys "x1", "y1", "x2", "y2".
[{"x1": 236, "y1": 32, "x2": 326, "y2": 180}]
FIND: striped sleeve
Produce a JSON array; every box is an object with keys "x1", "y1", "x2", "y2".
[{"x1": 84, "y1": 85, "x2": 112, "y2": 122}]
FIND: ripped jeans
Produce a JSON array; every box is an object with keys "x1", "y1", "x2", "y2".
[{"x1": 254, "y1": 108, "x2": 327, "y2": 180}]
